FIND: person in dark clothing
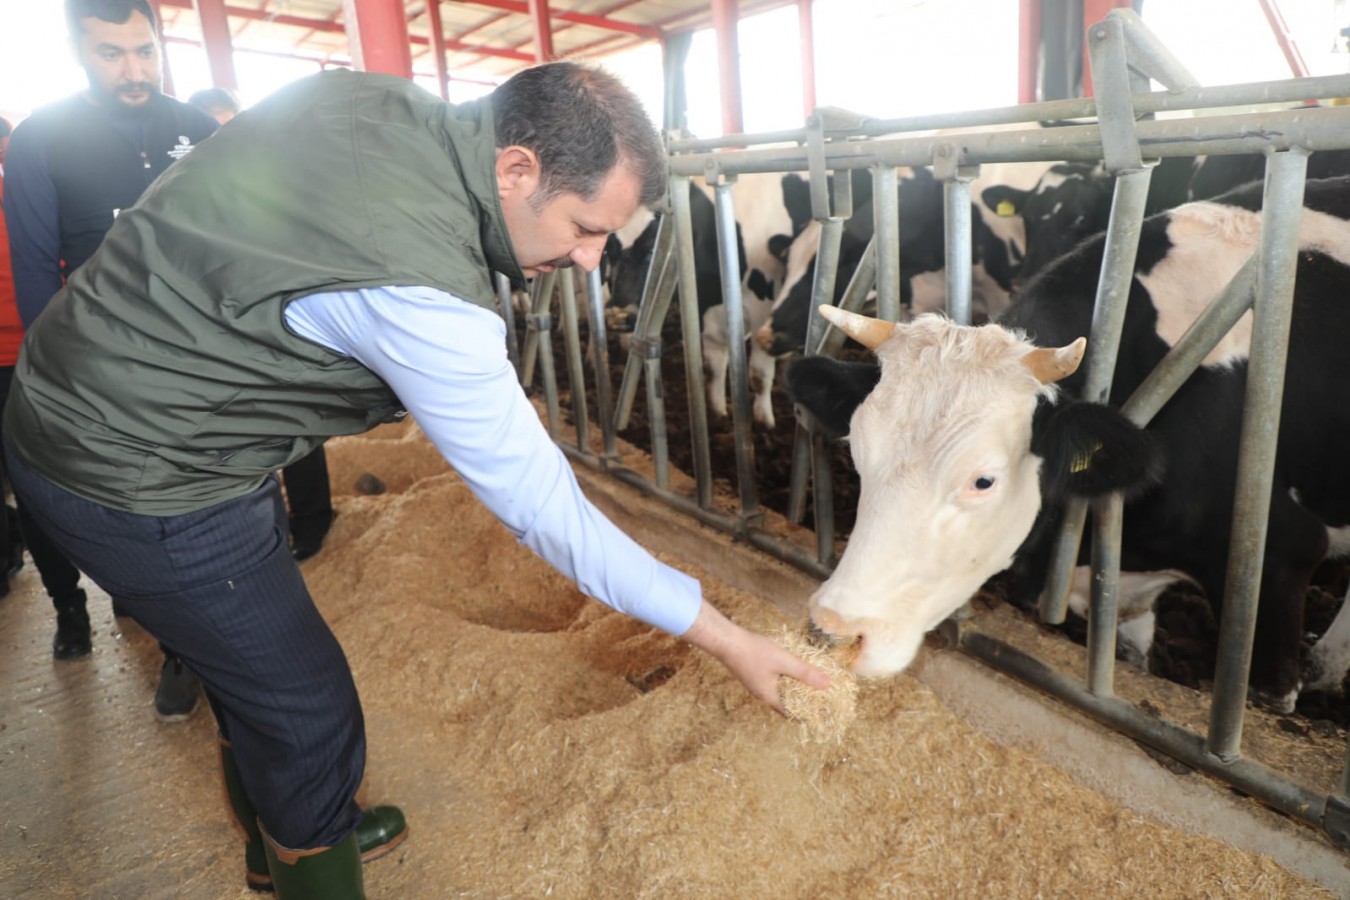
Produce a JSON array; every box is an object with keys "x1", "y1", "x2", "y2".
[
  {"x1": 2, "y1": 0, "x2": 217, "y2": 714},
  {"x1": 3, "y1": 54, "x2": 831, "y2": 897},
  {"x1": 188, "y1": 85, "x2": 241, "y2": 125}
]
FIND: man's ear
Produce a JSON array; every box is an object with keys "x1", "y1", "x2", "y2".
[{"x1": 496, "y1": 146, "x2": 540, "y2": 200}]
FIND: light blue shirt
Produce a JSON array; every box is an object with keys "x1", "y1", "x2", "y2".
[{"x1": 286, "y1": 285, "x2": 702, "y2": 637}]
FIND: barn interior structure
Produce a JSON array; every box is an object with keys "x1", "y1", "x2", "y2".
[{"x1": 3, "y1": 1, "x2": 1350, "y2": 897}]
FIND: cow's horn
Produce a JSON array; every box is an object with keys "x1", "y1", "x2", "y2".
[
  {"x1": 1022, "y1": 337, "x2": 1087, "y2": 384},
  {"x1": 818, "y1": 305, "x2": 896, "y2": 350}
]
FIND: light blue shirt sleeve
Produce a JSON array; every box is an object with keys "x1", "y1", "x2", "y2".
[{"x1": 285, "y1": 285, "x2": 703, "y2": 637}]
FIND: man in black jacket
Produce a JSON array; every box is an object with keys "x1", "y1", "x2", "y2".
[{"x1": 3, "y1": 0, "x2": 214, "y2": 717}]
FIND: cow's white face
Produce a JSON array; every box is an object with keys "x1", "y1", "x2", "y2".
[{"x1": 808, "y1": 312, "x2": 1081, "y2": 677}]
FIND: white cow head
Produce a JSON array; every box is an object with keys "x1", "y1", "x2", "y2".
[{"x1": 790, "y1": 307, "x2": 1087, "y2": 677}]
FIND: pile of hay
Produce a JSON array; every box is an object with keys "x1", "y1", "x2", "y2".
[{"x1": 290, "y1": 420, "x2": 1333, "y2": 899}]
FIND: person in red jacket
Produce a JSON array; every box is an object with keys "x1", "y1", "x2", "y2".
[{"x1": 0, "y1": 117, "x2": 27, "y2": 597}]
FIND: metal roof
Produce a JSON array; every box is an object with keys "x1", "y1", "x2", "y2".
[{"x1": 155, "y1": 0, "x2": 798, "y2": 88}]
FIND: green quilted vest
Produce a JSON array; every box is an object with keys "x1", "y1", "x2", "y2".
[{"x1": 5, "y1": 69, "x2": 525, "y2": 514}]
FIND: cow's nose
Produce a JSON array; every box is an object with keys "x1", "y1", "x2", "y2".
[
  {"x1": 804, "y1": 618, "x2": 838, "y2": 649},
  {"x1": 752, "y1": 323, "x2": 775, "y2": 350},
  {"x1": 803, "y1": 615, "x2": 864, "y2": 667}
]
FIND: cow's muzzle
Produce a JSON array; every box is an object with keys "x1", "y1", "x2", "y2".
[{"x1": 803, "y1": 618, "x2": 863, "y2": 668}]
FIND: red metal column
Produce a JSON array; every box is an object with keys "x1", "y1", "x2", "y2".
[
  {"x1": 1018, "y1": 0, "x2": 1040, "y2": 103},
  {"x1": 426, "y1": 0, "x2": 450, "y2": 99},
  {"x1": 194, "y1": 0, "x2": 239, "y2": 90},
  {"x1": 1257, "y1": 0, "x2": 1310, "y2": 78},
  {"x1": 528, "y1": 0, "x2": 554, "y2": 62},
  {"x1": 340, "y1": 0, "x2": 413, "y2": 78},
  {"x1": 711, "y1": 0, "x2": 743, "y2": 135},
  {"x1": 797, "y1": 0, "x2": 815, "y2": 119}
]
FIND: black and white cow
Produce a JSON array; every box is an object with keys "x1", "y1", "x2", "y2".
[
  {"x1": 605, "y1": 171, "x2": 819, "y2": 429},
  {"x1": 786, "y1": 175, "x2": 1350, "y2": 712},
  {"x1": 755, "y1": 161, "x2": 1053, "y2": 358},
  {"x1": 980, "y1": 155, "x2": 1197, "y2": 289},
  {"x1": 992, "y1": 149, "x2": 1350, "y2": 289}
]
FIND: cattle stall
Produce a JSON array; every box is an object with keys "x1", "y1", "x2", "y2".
[{"x1": 502, "y1": 10, "x2": 1350, "y2": 853}]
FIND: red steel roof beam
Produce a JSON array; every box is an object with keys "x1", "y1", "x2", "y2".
[
  {"x1": 425, "y1": 0, "x2": 450, "y2": 98},
  {"x1": 459, "y1": 0, "x2": 658, "y2": 39},
  {"x1": 231, "y1": 0, "x2": 269, "y2": 39},
  {"x1": 659, "y1": 0, "x2": 793, "y2": 36},
  {"x1": 447, "y1": 11, "x2": 512, "y2": 42},
  {"x1": 528, "y1": 0, "x2": 554, "y2": 61},
  {"x1": 194, "y1": 0, "x2": 240, "y2": 90},
  {"x1": 1257, "y1": 0, "x2": 1311, "y2": 78},
  {"x1": 156, "y1": 0, "x2": 535, "y2": 63},
  {"x1": 342, "y1": 0, "x2": 414, "y2": 77}
]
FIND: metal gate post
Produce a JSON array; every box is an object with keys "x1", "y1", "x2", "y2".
[
  {"x1": 494, "y1": 272, "x2": 522, "y2": 377},
  {"x1": 557, "y1": 271, "x2": 590, "y2": 451},
  {"x1": 669, "y1": 173, "x2": 714, "y2": 508},
  {"x1": 1038, "y1": 168, "x2": 1152, "y2": 625},
  {"x1": 710, "y1": 175, "x2": 762, "y2": 521},
  {"x1": 1208, "y1": 149, "x2": 1310, "y2": 761},
  {"x1": 871, "y1": 165, "x2": 901, "y2": 323},
  {"x1": 583, "y1": 266, "x2": 619, "y2": 460},
  {"x1": 613, "y1": 212, "x2": 676, "y2": 431},
  {"x1": 933, "y1": 148, "x2": 976, "y2": 326}
]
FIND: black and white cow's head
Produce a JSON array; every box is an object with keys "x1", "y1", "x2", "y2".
[
  {"x1": 787, "y1": 306, "x2": 1163, "y2": 677},
  {"x1": 982, "y1": 163, "x2": 1112, "y2": 289}
]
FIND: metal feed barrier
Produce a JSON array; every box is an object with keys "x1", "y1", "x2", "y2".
[{"x1": 497, "y1": 9, "x2": 1350, "y2": 850}]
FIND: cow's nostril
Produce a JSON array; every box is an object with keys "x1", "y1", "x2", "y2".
[
  {"x1": 803, "y1": 619, "x2": 864, "y2": 669},
  {"x1": 804, "y1": 618, "x2": 834, "y2": 649}
]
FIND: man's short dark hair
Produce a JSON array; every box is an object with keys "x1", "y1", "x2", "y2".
[
  {"x1": 491, "y1": 61, "x2": 665, "y2": 209},
  {"x1": 189, "y1": 87, "x2": 240, "y2": 116},
  {"x1": 66, "y1": 0, "x2": 157, "y2": 36}
]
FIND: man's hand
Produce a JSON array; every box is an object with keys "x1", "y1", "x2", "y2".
[{"x1": 681, "y1": 600, "x2": 831, "y2": 715}]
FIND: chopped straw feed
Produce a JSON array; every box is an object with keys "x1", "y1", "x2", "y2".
[{"x1": 777, "y1": 625, "x2": 860, "y2": 743}]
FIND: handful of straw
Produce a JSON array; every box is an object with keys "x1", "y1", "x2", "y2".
[{"x1": 776, "y1": 624, "x2": 860, "y2": 744}]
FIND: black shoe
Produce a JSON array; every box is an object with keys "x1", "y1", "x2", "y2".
[
  {"x1": 155, "y1": 656, "x2": 201, "y2": 722},
  {"x1": 290, "y1": 511, "x2": 335, "y2": 562},
  {"x1": 4, "y1": 505, "x2": 23, "y2": 580},
  {"x1": 53, "y1": 601, "x2": 92, "y2": 660}
]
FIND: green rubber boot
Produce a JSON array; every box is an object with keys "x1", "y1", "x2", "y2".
[
  {"x1": 219, "y1": 739, "x2": 275, "y2": 892},
  {"x1": 261, "y1": 824, "x2": 365, "y2": 900},
  {"x1": 220, "y1": 738, "x2": 410, "y2": 892}
]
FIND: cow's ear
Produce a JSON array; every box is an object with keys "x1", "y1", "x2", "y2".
[
  {"x1": 982, "y1": 184, "x2": 1029, "y2": 217},
  {"x1": 768, "y1": 233, "x2": 794, "y2": 263},
  {"x1": 781, "y1": 173, "x2": 814, "y2": 235},
  {"x1": 1032, "y1": 401, "x2": 1165, "y2": 501},
  {"x1": 785, "y1": 357, "x2": 881, "y2": 438}
]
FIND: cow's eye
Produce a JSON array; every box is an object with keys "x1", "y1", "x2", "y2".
[{"x1": 973, "y1": 475, "x2": 996, "y2": 491}]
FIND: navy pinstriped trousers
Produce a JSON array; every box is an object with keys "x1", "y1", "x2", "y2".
[{"x1": 5, "y1": 446, "x2": 365, "y2": 850}]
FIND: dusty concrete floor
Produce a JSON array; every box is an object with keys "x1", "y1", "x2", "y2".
[{"x1": 1, "y1": 423, "x2": 1347, "y2": 898}]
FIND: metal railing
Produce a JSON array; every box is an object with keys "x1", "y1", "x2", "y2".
[{"x1": 496, "y1": 8, "x2": 1350, "y2": 850}]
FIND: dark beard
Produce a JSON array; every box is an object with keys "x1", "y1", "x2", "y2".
[{"x1": 92, "y1": 81, "x2": 162, "y2": 115}]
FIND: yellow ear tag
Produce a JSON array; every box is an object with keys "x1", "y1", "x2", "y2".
[
  {"x1": 1069, "y1": 441, "x2": 1103, "y2": 474},
  {"x1": 996, "y1": 200, "x2": 1016, "y2": 217}
]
